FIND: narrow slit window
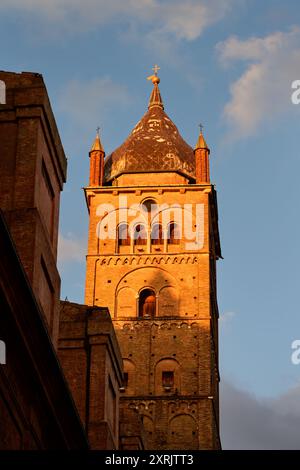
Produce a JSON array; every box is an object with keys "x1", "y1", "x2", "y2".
[
  {"x1": 162, "y1": 371, "x2": 174, "y2": 389},
  {"x1": 167, "y1": 223, "x2": 180, "y2": 244},
  {"x1": 134, "y1": 224, "x2": 147, "y2": 245},
  {"x1": 151, "y1": 223, "x2": 163, "y2": 245},
  {"x1": 118, "y1": 223, "x2": 130, "y2": 246},
  {"x1": 123, "y1": 372, "x2": 129, "y2": 388}
]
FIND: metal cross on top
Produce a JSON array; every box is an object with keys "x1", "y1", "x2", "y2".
[
  {"x1": 199, "y1": 123, "x2": 204, "y2": 133},
  {"x1": 152, "y1": 64, "x2": 160, "y2": 76},
  {"x1": 96, "y1": 126, "x2": 100, "y2": 135}
]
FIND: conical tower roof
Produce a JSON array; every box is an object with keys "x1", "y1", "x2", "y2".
[
  {"x1": 104, "y1": 71, "x2": 195, "y2": 182},
  {"x1": 195, "y1": 126, "x2": 210, "y2": 152},
  {"x1": 90, "y1": 128, "x2": 104, "y2": 152}
]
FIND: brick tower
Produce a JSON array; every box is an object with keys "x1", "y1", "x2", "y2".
[
  {"x1": 0, "y1": 71, "x2": 67, "y2": 348},
  {"x1": 84, "y1": 70, "x2": 222, "y2": 450}
]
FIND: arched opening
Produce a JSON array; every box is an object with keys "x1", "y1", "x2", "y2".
[
  {"x1": 139, "y1": 288, "x2": 156, "y2": 318},
  {"x1": 117, "y1": 223, "x2": 130, "y2": 247},
  {"x1": 141, "y1": 198, "x2": 157, "y2": 225},
  {"x1": 167, "y1": 222, "x2": 180, "y2": 245},
  {"x1": 141, "y1": 198, "x2": 157, "y2": 214},
  {"x1": 134, "y1": 224, "x2": 147, "y2": 245},
  {"x1": 151, "y1": 223, "x2": 163, "y2": 245},
  {"x1": 168, "y1": 414, "x2": 198, "y2": 450}
]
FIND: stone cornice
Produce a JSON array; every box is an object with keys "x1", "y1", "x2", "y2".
[{"x1": 87, "y1": 253, "x2": 211, "y2": 266}]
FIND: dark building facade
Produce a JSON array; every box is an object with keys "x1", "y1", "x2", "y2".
[
  {"x1": 0, "y1": 211, "x2": 88, "y2": 449},
  {"x1": 0, "y1": 71, "x2": 133, "y2": 450},
  {"x1": 0, "y1": 71, "x2": 65, "y2": 348}
]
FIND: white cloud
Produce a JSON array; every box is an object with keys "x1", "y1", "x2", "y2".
[
  {"x1": 58, "y1": 232, "x2": 86, "y2": 264},
  {"x1": 220, "y1": 311, "x2": 236, "y2": 324},
  {"x1": 221, "y1": 380, "x2": 300, "y2": 449},
  {"x1": 151, "y1": 0, "x2": 233, "y2": 42},
  {"x1": 217, "y1": 31, "x2": 293, "y2": 64},
  {"x1": 216, "y1": 27, "x2": 300, "y2": 139},
  {"x1": 0, "y1": 0, "x2": 234, "y2": 40},
  {"x1": 58, "y1": 77, "x2": 130, "y2": 129}
]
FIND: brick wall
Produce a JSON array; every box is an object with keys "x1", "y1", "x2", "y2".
[
  {"x1": 0, "y1": 71, "x2": 67, "y2": 348},
  {"x1": 58, "y1": 301, "x2": 124, "y2": 449},
  {"x1": 0, "y1": 213, "x2": 88, "y2": 450},
  {"x1": 84, "y1": 179, "x2": 221, "y2": 449}
]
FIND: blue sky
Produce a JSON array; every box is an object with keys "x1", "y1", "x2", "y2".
[{"x1": 1, "y1": 0, "x2": 300, "y2": 448}]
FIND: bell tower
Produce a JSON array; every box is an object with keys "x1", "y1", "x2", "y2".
[{"x1": 84, "y1": 69, "x2": 222, "y2": 450}]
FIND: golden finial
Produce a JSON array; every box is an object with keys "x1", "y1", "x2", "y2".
[{"x1": 147, "y1": 64, "x2": 160, "y2": 84}]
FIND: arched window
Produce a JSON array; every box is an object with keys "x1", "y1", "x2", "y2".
[
  {"x1": 117, "y1": 223, "x2": 130, "y2": 246},
  {"x1": 141, "y1": 198, "x2": 157, "y2": 224},
  {"x1": 134, "y1": 224, "x2": 147, "y2": 245},
  {"x1": 142, "y1": 198, "x2": 157, "y2": 214},
  {"x1": 167, "y1": 222, "x2": 180, "y2": 244},
  {"x1": 139, "y1": 289, "x2": 156, "y2": 318},
  {"x1": 151, "y1": 223, "x2": 163, "y2": 245}
]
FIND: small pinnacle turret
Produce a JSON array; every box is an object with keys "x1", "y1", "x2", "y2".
[
  {"x1": 195, "y1": 125, "x2": 209, "y2": 151},
  {"x1": 194, "y1": 125, "x2": 210, "y2": 183},
  {"x1": 89, "y1": 128, "x2": 105, "y2": 186}
]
